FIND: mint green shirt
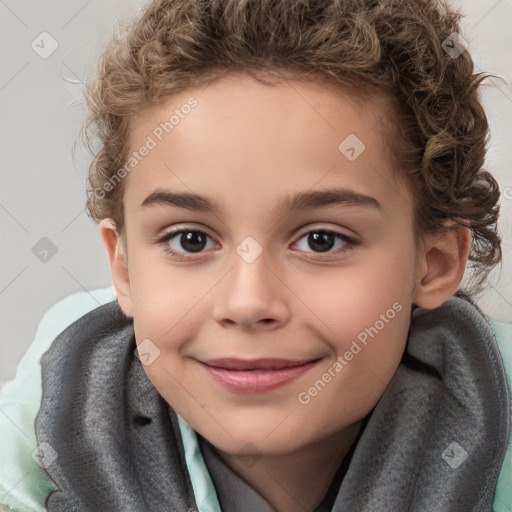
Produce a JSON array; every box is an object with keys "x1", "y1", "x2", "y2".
[{"x1": 1, "y1": 286, "x2": 511, "y2": 511}]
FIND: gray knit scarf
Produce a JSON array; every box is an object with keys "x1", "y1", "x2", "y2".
[{"x1": 35, "y1": 294, "x2": 510, "y2": 511}]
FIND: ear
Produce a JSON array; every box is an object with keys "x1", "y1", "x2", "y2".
[
  {"x1": 99, "y1": 218, "x2": 133, "y2": 317},
  {"x1": 412, "y1": 222, "x2": 471, "y2": 310}
]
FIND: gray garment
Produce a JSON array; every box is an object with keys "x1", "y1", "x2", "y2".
[
  {"x1": 199, "y1": 437, "x2": 275, "y2": 512},
  {"x1": 35, "y1": 294, "x2": 510, "y2": 511},
  {"x1": 197, "y1": 417, "x2": 367, "y2": 512}
]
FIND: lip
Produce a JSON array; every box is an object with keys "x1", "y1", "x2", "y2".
[{"x1": 198, "y1": 357, "x2": 321, "y2": 393}]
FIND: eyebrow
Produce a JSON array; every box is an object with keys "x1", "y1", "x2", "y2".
[{"x1": 140, "y1": 187, "x2": 382, "y2": 214}]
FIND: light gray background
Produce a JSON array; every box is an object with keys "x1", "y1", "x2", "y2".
[{"x1": 1, "y1": 0, "x2": 511, "y2": 385}]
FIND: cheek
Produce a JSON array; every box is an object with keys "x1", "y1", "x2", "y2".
[
  {"x1": 299, "y1": 269, "x2": 411, "y2": 420},
  {"x1": 316, "y1": 284, "x2": 409, "y2": 387},
  {"x1": 296, "y1": 307, "x2": 410, "y2": 437},
  {"x1": 301, "y1": 251, "x2": 414, "y2": 391},
  {"x1": 306, "y1": 250, "x2": 414, "y2": 336},
  {"x1": 128, "y1": 242, "x2": 212, "y2": 340}
]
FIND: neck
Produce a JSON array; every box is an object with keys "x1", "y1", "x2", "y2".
[{"x1": 215, "y1": 420, "x2": 363, "y2": 512}]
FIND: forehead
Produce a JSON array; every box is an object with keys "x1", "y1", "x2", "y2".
[{"x1": 123, "y1": 73, "x2": 412, "y2": 221}]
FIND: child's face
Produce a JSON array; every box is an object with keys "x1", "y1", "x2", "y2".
[{"x1": 111, "y1": 73, "x2": 423, "y2": 456}]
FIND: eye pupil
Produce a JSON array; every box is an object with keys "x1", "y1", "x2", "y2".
[
  {"x1": 181, "y1": 231, "x2": 207, "y2": 252},
  {"x1": 308, "y1": 231, "x2": 335, "y2": 253}
]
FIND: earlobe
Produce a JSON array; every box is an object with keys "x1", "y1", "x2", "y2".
[
  {"x1": 412, "y1": 224, "x2": 471, "y2": 310},
  {"x1": 99, "y1": 218, "x2": 133, "y2": 318}
]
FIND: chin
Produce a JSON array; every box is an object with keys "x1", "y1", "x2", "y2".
[{"x1": 198, "y1": 420, "x2": 306, "y2": 456}]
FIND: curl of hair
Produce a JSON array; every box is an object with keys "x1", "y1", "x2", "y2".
[{"x1": 82, "y1": 0, "x2": 503, "y2": 298}]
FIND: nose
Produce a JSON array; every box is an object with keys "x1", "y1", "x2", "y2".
[{"x1": 212, "y1": 246, "x2": 291, "y2": 330}]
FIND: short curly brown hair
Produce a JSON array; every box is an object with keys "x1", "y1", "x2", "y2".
[{"x1": 82, "y1": 0, "x2": 502, "y2": 299}]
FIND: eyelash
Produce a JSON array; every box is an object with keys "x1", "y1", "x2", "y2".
[{"x1": 156, "y1": 226, "x2": 360, "y2": 262}]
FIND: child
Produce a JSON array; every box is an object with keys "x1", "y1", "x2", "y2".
[{"x1": 1, "y1": 0, "x2": 511, "y2": 510}]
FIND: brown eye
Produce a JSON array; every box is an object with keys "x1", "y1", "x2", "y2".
[
  {"x1": 157, "y1": 228, "x2": 218, "y2": 260},
  {"x1": 176, "y1": 231, "x2": 208, "y2": 253},
  {"x1": 294, "y1": 229, "x2": 359, "y2": 258},
  {"x1": 307, "y1": 231, "x2": 336, "y2": 253}
]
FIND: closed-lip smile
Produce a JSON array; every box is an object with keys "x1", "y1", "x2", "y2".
[{"x1": 197, "y1": 357, "x2": 322, "y2": 392}]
